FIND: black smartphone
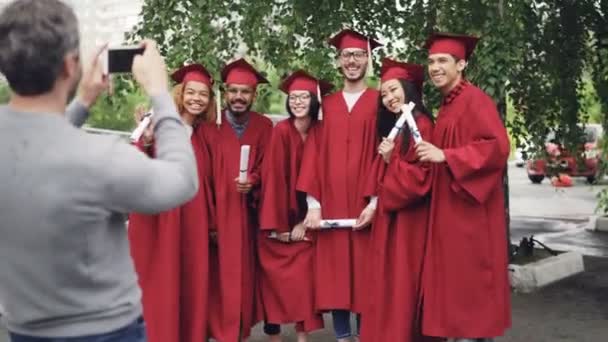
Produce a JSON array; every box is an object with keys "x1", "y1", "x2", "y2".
[{"x1": 105, "y1": 46, "x2": 145, "y2": 74}]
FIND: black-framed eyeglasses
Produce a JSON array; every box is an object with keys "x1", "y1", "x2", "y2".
[
  {"x1": 339, "y1": 50, "x2": 368, "y2": 61},
  {"x1": 288, "y1": 93, "x2": 312, "y2": 102}
]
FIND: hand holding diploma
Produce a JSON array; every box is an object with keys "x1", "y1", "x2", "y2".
[
  {"x1": 132, "y1": 106, "x2": 154, "y2": 145},
  {"x1": 303, "y1": 208, "x2": 322, "y2": 229},
  {"x1": 378, "y1": 137, "x2": 396, "y2": 163},
  {"x1": 234, "y1": 177, "x2": 253, "y2": 194},
  {"x1": 352, "y1": 206, "x2": 375, "y2": 231},
  {"x1": 235, "y1": 145, "x2": 253, "y2": 193},
  {"x1": 268, "y1": 225, "x2": 311, "y2": 243},
  {"x1": 416, "y1": 141, "x2": 446, "y2": 163},
  {"x1": 291, "y1": 223, "x2": 307, "y2": 241}
]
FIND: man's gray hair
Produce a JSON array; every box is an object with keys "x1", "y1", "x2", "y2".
[{"x1": 0, "y1": 0, "x2": 79, "y2": 96}]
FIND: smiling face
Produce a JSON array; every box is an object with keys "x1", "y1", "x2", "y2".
[
  {"x1": 287, "y1": 90, "x2": 312, "y2": 118},
  {"x1": 338, "y1": 48, "x2": 368, "y2": 82},
  {"x1": 427, "y1": 53, "x2": 466, "y2": 94},
  {"x1": 380, "y1": 79, "x2": 407, "y2": 114},
  {"x1": 182, "y1": 81, "x2": 210, "y2": 116},
  {"x1": 225, "y1": 84, "x2": 255, "y2": 117}
]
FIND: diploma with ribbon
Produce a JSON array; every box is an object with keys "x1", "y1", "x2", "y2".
[
  {"x1": 130, "y1": 110, "x2": 153, "y2": 143},
  {"x1": 239, "y1": 145, "x2": 251, "y2": 183},
  {"x1": 319, "y1": 219, "x2": 358, "y2": 229},
  {"x1": 387, "y1": 102, "x2": 417, "y2": 141},
  {"x1": 401, "y1": 103, "x2": 423, "y2": 144}
]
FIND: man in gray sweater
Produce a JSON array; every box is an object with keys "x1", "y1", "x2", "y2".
[{"x1": 0, "y1": 0, "x2": 199, "y2": 341}]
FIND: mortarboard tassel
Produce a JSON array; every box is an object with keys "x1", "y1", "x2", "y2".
[
  {"x1": 366, "y1": 38, "x2": 374, "y2": 78},
  {"x1": 216, "y1": 85, "x2": 222, "y2": 126},
  {"x1": 317, "y1": 83, "x2": 323, "y2": 121}
]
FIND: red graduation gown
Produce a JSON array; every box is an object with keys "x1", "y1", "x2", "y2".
[
  {"x1": 297, "y1": 89, "x2": 379, "y2": 313},
  {"x1": 257, "y1": 119, "x2": 323, "y2": 332},
  {"x1": 128, "y1": 126, "x2": 213, "y2": 342},
  {"x1": 200, "y1": 112, "x2": 273, "y2": 341},
  {"x1": 360, "y1": 115, "x2": 436, "y2": 342},
  {"x1": 421, "y1": 82, "x2": 512, "y2": 338}
]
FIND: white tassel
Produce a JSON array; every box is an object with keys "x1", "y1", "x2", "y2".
[
  {"x1": 366, "y1": 38, "x2": 374, "y2": 78},
  {"x1": 215, "y1": 86, "x2": 222, "y2": 126},
  {"x1": 317, "y1": 83, "x2": 323, "y2": 121}
]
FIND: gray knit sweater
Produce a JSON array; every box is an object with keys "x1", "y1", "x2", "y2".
[{"x1": 0, "y1": 93, "x2": 198, "y2": 337}]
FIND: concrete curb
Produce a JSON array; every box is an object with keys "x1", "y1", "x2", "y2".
[
  {"x1": 509, "y1": 251, "x2": 584, "y2": 293},
  {"x1": 512, "y1": 215, "x2": 591, "y2": 224}
]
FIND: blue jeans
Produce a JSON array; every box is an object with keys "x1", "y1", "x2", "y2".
[
  {"x1": 10, "y1": 317, "x2": 146, "y2": 342},
  {"x1": 332, "y1": 310, "x2": 360, "y2": 339}
]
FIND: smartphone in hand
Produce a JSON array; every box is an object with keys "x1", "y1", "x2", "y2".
[{"x1": 102, "y1": 45, "x2": 145, "y2": 74}]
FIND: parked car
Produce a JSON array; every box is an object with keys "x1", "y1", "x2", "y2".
[{"x1": 526, "y1": 124, "x2": 603, "y2": 184}]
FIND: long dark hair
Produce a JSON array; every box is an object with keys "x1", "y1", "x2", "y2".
[
  {"x1": 377, "y1": 79, "x2": 433, "y2": 154},
  {"x1": 285, "y1": 91, "x2": 321, "y2": 122}
]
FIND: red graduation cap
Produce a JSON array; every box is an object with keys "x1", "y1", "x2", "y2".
[
  {"x1": 221, "y1": 58, "x2": 269, "y2": 88},
  {"x1": 425, "y1": 32, "x2": 480, "y2": 60},
  {"x1": 171, "y1": 63, "x2": 213, "y2": 87},
  {"x1": 279, "y1": 70, "x2": 333, "y2": 96},
  {"x1": 328, "y1": 29, "x2": 382, "y2": 51},
  {"x1": 380, "y1": 58, "x2": 425, "y2": 91}
]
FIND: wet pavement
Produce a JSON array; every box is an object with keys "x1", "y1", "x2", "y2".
[
  {"x1": 508, "y1": 163, "x2": 608, "y2": 257},
  {"x1": 510, "y1": 217, "x2": 608, "y2": 257}
]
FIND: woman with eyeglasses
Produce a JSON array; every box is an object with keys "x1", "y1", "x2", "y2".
[{"x1": 257, "y1": 70, "x2": 333, "y2": 342}]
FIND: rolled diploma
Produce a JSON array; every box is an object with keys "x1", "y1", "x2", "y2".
[
  {"x1": 239, "y1": 145, "x2": 251, "y2": 183},
  {"x1": 402, "y1": 103, "x2": 423, "y2": 144},
  {"x1": 320, "y1": 219, "x2": 358, "y2": 229},
  {"x1": 130, "y1": 114, "x2": 152, "y2": 142},
  {"x1": 387, "y1": 102, "x2": 415, "y2": 140}
]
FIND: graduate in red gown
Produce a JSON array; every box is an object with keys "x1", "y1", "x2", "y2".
[
  {"x1": 198, "y1": 58, "x2": 273, "y2": 342},
  {"x1": 258, "y1": 70, "x2": 332, "y2": 342},
  {"x1": 359, "y1": 58, "x2": 437, "y2": 342},
  {"x1": 415, "y1": 33, "x2": 512, "y2": 342},
  {"x1": 297, "y1": 29, "x2": 381, "y2": 341},
  {"x1": 128, "y1": 63, "x2": 217, "y2": 342}
]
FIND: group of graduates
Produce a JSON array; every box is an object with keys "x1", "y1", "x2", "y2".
[{"x1": 127, "y1": 28, "x2": 512, "y2": 342}]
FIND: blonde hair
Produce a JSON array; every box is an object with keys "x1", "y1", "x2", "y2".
[{"x1": 172, "y1": 83, "x2": 217, "y2": 125}]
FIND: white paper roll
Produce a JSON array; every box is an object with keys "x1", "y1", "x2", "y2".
[
  {"x1": 401, "y1": 103, "x2": 422, "y2": 144},
  {"x1": 239, "y1": 145, "x2": 251, "y2": 183},
  {"x1": 320, "y1": 219, "x2": 358, "y2": 229},
  {"x1": 387, "y1": 114, "x2": 407, "y2": 140},
  {"x1": 387, "y1": 102, "x2": 415, "y2": 140},
  {"x1": 130, "y1": 113, "x2": 152, "y2": 142}
]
